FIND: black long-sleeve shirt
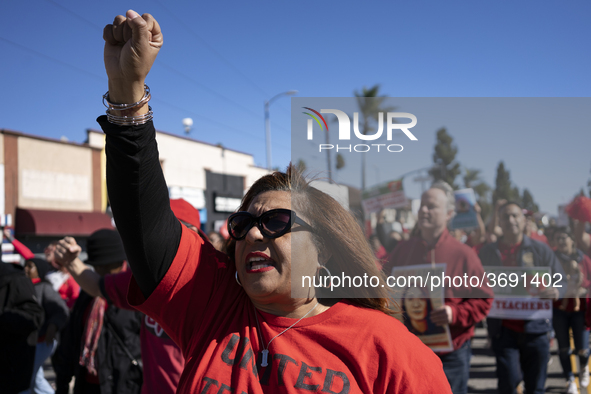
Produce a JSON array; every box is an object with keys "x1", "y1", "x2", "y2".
[{"x1": 99, "y1": 116, "x2": 181, "y2": 298}]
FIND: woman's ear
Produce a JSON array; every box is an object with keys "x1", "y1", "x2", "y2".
[{"x1": 318, "y1": 248, "x2": 332, "y2": 266}]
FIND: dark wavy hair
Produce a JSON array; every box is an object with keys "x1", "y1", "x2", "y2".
[{"x1": 225, "y1": 164, "x2": 397, "y2": 315}]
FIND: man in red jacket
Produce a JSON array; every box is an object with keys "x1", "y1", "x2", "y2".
[{"x1": 383, "y1": 181, "x2": 493, "y2": 394}]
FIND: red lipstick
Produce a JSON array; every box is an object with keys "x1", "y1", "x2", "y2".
[{"x1": 245, "y1": 252, "x2": 275, "y2": 273}]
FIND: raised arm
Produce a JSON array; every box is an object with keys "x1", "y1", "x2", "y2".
[
  {"x1": 100, "y1": 10, "x2": 181, "y2": 298},
  {"x1": 54, "y1": 237, "x2": 101, "y2": 298},
  {"x1": 488, "y1": 199, "x2": 506, "y2": 238},
  {"x1": 3, "y1": 229, "x2": 35, "y2": 260},
  {"x1": 470, "y1": 202, "x2": 486, "y2": 245}
]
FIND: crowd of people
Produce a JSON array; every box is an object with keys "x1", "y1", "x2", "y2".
[
  {"x1": 2, "y1": 8, "x2": 591, "y2": 394},
  {"x1": 4, "y1": 180, "x2": 591, "y2": 394},
  {"x1": 376, "y1": 190, "x2": 591, "y2": 394}
]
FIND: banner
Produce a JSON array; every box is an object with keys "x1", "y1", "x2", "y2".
[
  {"x1": 485, "y1": 266, "x2": 553, "y2": 320},
  {"x1": 361, "y1": 179, "x2": 407, "y2": 216},
  {"x1": 488, "y1": 298, "x2": 552, "y2": 320}
]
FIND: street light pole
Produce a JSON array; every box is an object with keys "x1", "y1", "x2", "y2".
[{"x1": 264, "y1": 90, "x2": 298, "y2": 170}]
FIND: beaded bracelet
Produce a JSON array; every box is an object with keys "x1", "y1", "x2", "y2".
[
  {"x1": 106, "y1": 106, "x2": 153, "y2": 126},
  {"x1": 103, "y1": 84, "x2": 151, "y2": 111}
]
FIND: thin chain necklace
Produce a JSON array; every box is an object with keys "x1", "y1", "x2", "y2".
[{"x1": 253, "y1": 302, "x2": 319, "y2": 367}]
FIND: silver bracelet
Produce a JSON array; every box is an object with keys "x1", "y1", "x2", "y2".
[
  {"x1": 106, "y1": 106, "x2": 153, "y2": 126},
  {"x1": 103, "y1": 84, "x2": 151, "y2": 111}
]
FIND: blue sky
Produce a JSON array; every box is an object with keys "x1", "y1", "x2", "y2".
[{"x1": 1, "y1": 0, "x2": 590, "y2": 215}]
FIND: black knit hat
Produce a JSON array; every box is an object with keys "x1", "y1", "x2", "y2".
[
  {"x1": 28, "y1": 257, "x2": 51, "y2": 280},
  {"x1": 86, "y1": 229, "x2": 127, "y2": 266}
]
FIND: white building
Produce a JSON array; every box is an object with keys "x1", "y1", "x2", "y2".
[{"x1": 87, "y1": 128, "x2": 269, "y2": 232}]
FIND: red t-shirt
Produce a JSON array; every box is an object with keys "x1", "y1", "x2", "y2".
[
  {"x1": 103, "y1": 269, "x2": 184, "y2": 394},
  {"x1": 498, "y1": 242, "x2": 525, "y2": 333},
  {"x1": 498, "y1": 242, "x2": 521, "y2": 267},
  {"x1": 127, "y1": 226, "x2": 451, "y2": 394}
]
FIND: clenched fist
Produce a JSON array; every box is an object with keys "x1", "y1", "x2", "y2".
[
  {"x1": 103, "y1": 10, "x2": 163, "y2": 105},
  {"x1": 54, "y1": 236, "x2": 82, "y2": 267}
]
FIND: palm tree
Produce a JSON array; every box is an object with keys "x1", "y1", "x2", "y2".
[{"x1": 354, "y1": 85, "x2": 395, "y2": 190}]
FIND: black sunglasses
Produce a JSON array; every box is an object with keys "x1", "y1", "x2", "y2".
[{"x1": 227, "y1": 209, "x2": 313, "y2": 240}]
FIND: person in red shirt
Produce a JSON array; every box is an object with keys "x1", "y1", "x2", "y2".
[
  {"x1": 93, "y1": 9, "x2": 453, "y2": 393},
  {"x1": 383, "y1": 181, "x2": 493, "y2": 394},
  {"x1": 479, "y1": 202, "x2": 564, "y2": 394},
  {"x1": 54, "y1": 198, "x2": 202, "y2": 394}
]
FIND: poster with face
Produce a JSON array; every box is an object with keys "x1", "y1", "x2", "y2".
[{"x1": 390, "y1": 264, "x2": 453, "y2": 352}]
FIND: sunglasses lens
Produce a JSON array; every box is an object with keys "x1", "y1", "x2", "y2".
[
  {"x1": 261, "y1": 211, "x2": 292, "y2": 237},
  {"x1": 228, "y1": 215, "x2": 253, "y2": 239}
]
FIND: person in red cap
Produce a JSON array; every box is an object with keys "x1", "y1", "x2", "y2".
[
  {"x1": 53, "y1": 198, "x2": 203, "y2": 394},
  {"x1": 169, "y1": 198, "x2": 208, "y2": 238}
]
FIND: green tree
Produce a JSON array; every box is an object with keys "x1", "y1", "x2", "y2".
[
  {"x1": 521, "y1": 188, "x2": 539, "y2": 213},
  {"x1": 354, "y1": 85, "x2": 395, "y2": 190},
  {"x1": 428, "y1": 128, "x2": 461, "y2": 189},
  {"x1": 492, "y1": 161, "x2": 521, "y2": 204},
  {"x1": 463, "y1": 167, "x2": 492, "y2": 221}
]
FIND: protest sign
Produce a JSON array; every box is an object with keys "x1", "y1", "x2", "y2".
[
  {"x1": 450, "y1": 188, "x2": 479, "y2": 230},
  {"x1": 390, "y1": 264, "x2": 453, "y2": 352},
  {"x1": 361, "y1": 179, "x2": 407, "y2": 216},
  {"x1": 485, "y1": 266, "x2": 553, "y2": 320}
]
